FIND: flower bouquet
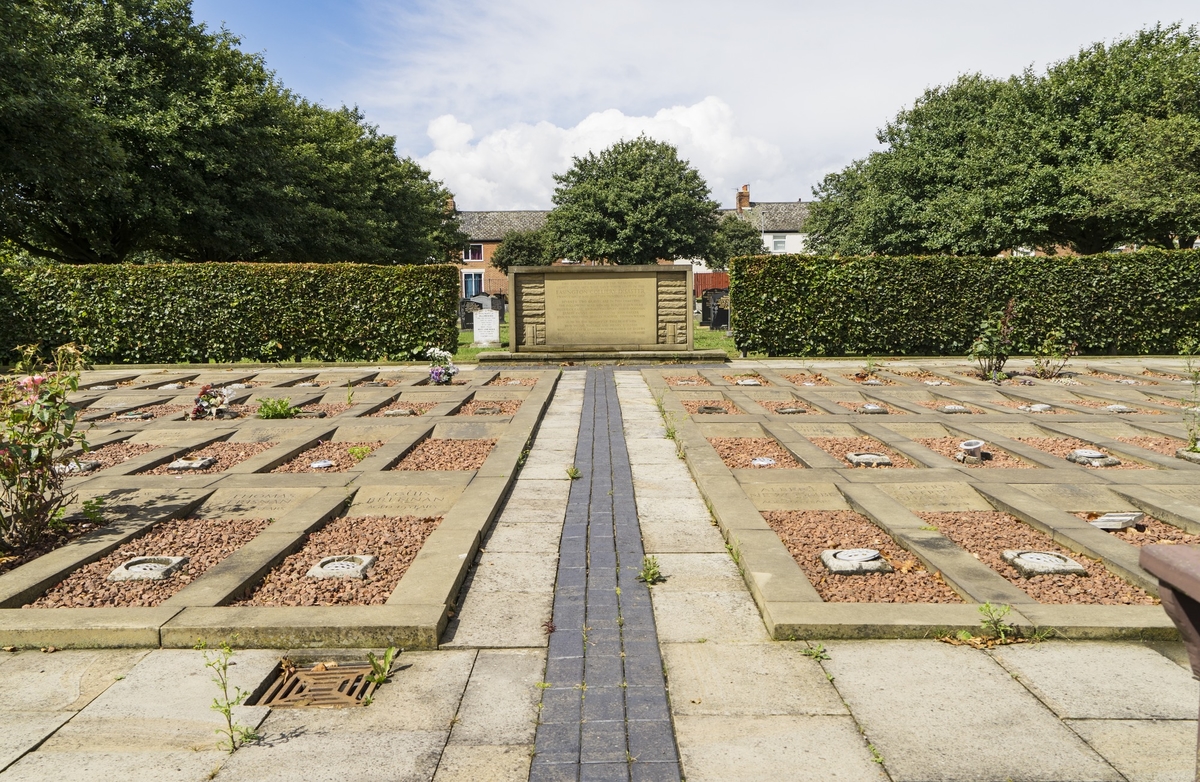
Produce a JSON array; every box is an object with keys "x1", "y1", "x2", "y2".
[{"x1": 426, "y1": 347, "x2": 459, "y2": 385}]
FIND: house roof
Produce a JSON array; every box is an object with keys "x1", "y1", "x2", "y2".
[
  {"x1": 457, "y1": 201, "x2": 809, "y2": 241},
  {"x1": 458, "y1": 211, "x2": 548, "y2": 241},
  {"x1": 719, "y1": 202, "x2": 810, "y2": 233}
]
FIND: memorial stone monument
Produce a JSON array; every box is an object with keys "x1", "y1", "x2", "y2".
[
  {"x1": 472, "y1": 309, "x2": 501, "y2": 347},
  {"x1": 478, "y1": 265, "x2": 725, "y2": 361}
]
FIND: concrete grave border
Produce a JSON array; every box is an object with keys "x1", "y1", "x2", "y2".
[
  {"x1": 0, "y1": 367, "x2": 560, "y2": 650},
  {"x1": 642, "y1": 362, "x2": 1194, "y2": 641}
]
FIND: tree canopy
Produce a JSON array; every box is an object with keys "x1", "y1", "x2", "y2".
[
  {"x1": 490, "y1": 228, "x2": 553, "y2": 274},
  {"x1": 0, "y1": 0, "x2": 464, "y2": 264},
  {"x1": 545, "y1": 136, "x2": 720, "y2": 265},
  {"x1": 805, "y1": 24, "x2": 1200, "y2": 255},
  {"x1": 707, "y1": 214, "x2": 767, "y2": 270}
]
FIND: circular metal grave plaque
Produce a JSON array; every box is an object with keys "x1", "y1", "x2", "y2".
[
  {"x1": 311, "y1": 459, "x2": 335, "y2": 469},
  {"x1": 1017, "y1": 552, "x2": 1070, "y2": 566},
  {"x1": 833, "y1": 549, "x2": 882, "y2": 562},
  {"x1": 750, "y1": 457, "x2": 776, "y2": 467}
]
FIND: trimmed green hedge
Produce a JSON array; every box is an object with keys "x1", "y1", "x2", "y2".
[
  {"x1": 730, "y1": 250, "x2": 1200, "y2": 356},
  {"x1": 0, "y1": 263, "x2": 460, "y2": 363}
]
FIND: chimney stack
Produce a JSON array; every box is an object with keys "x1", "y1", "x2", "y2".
[
  {"x1": 735, "y1": 184, "x2": 750, "y2": 213},
  {"x1": 445, "y1": 196, "x2": 457, "y2": 213}
]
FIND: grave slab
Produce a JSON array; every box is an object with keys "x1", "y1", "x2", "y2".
[{"x1": 876, "y1": 482, "x2": 993, "y2": 512}]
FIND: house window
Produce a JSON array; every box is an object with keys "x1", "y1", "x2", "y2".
[
  {"x1": 772, "y1": 235, "x2": 787, "y2": 253},
  {"x1": 464, "y1": 244, "x2": 483, "y2": 261},
  {"x1": 463, "y1": 271, "x2": 483, "y2": 298}
]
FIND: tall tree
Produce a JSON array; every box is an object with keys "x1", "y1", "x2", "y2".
[
  {"x1": 0, "y1": 0, "x2": 463, "y2": 264},
  {"x1": 805, "y1": 24, "x2": 1200, "y2": 256},
  {"x1": 490, "y1": 228, "x2": 553, "y2": 274},
  {"x1": 545, "y1": 136, "x2": 719, "y2": 265},
  {"x1": 707, "y1": 214, "x2": 766, "y2": 270}
]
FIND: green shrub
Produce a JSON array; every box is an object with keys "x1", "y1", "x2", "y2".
[
  {"x1": 729, "y1": 250, "x2": 1200, "y2": 356},
  {"x1": 1, "y1": 344, "x2": 89, "y2": 552},
  {"x1": 256, "y1": 397, "x2": 297, "y2": 419},
  {"x1": 0, "y1": 263, "x2": 459, "y2": 364}
]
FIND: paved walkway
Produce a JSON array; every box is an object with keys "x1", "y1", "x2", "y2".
[
  {"x1": 0, "y1": 365, "x2": 1198, "y2": 781},
  {"x1": 531, "y1": 369, "x2": 679, "y2": 782}
]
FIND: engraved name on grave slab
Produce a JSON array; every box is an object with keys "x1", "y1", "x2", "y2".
[
  {"x1": 744, "y1": 482, "x2": 851, "y2": 511},
  {"x1": 195, "y1": 488, "x2": 319, "y2": 519},
  {"x1": 879, "y1": 483, "x2": 994, "y2": 512},
  {"x1": 1011, "y1": 484, "x2": 1138, "y2": 513},
  {"x1": 544, "y1": 272, "x2": 658, "y2": 347},
  {"x1": 349, "y1": 485, "x2": 463, "y2": 516}
]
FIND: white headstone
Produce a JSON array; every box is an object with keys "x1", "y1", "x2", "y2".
[{"x1": 473, "y1": 309, "x2": 500, "y2": 347}]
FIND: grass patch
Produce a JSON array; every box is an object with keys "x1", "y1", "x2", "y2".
[{"x1": 452, "y1": 322, "x2": 510, "y2": 363}]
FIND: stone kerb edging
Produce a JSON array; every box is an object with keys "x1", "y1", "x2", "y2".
[
  {"x1": 642, "y1": 368, "x2": 1179, "y2": 642},
  {"x1": 0, "y1": 368, "x2": 559, "y2": 650}
]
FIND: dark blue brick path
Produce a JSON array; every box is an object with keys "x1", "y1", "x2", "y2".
[{"x1": 530, "y1": 368, "x2": 682, "y2": 782}]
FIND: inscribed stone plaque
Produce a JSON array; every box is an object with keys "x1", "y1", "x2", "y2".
[
  {"x1": 1011, "y1": 484, "x2": 1137, "y2": 512},
  {"x1": 195, "y1": 488, "x2": 319, "y2": 519},
  {"x1": 879, "y1": 483, "x2": 994, "y2": 512},
  {"x1": 349, "y1": 485, "x2": 463, "y2": 516},
  {"x1": 790, "y1": 423, "x2": 860, "y2": 437},
  {"x1": 1070, "y1": 422, "x2": 1146, "y2": 439},
  {"x1": 544, "y1": 272, "x2": 656, "y2": 347},
  {"x1": 977, "y1": 422, "x2": 1052, "y2": 439},
  {"x1": 744, "y1": 483, "x2": 850, "y2": 511},
  {"x1": 1147, "y1": 485, "x2": 1200, "y2": 505},
  {"x1": 882, "y1": 423, "x2": 952, "y2": 439},
  {"x1": 473, "y1": 309, "x2": 500, "y2": 346}
]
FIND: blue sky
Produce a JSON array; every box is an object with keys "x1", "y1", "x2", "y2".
[{"x1": 192, "y1": 1, "x2": 1200, "y2": 210}]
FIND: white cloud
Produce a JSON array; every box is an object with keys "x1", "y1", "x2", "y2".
[
  {"x1": 347, "y1": 0, "x2": 1200, "y2": 207},
  {"x1": 419, "y1": 97, "x2": 782, "y2": 210}
]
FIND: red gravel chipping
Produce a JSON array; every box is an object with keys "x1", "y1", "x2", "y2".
[
  {"x1": 271, "y1": 441, "x2": 383, "y2": 473},
  {"x1": 237, "y1": 515, "x2": 441, "y2": 606},
  {"x1": 1016, "y1": 436, "x2": 1151, "y2": 469},
  {"x1": 1115, "y1": 436, "x2": 1188, "y2": 456},
  {"x1": 393, "y1": 439, "x2": 496, "y2": 470},
  {"x1": 756, "y1": 399, "x2": 816, "y2": 414},
  {"x1": 707, "y1": 438, "x2": 801, "y2": 469},
  {"x1": 913, "y1": 438, "x2": 1032, "y2": 468},
  {"x1": 78, "y1": 442, "x2": 159, "y2": 470},
  {"x1": 919, "y1": 511, "x2": 1155, "y2": 604},
  {"x1": 763, "y1": 510, "x2": 961, "y2": 603},
  {"x1": 455, "y1": 399, "x2": 522, "y2": 416},
  {"x1": 665, "y1": 375, "x2": 711, "y2": 387},
  {"x1": 808, "y1": 436, "x2": 914, "y2": 468},
  {"x1": 369, "y1": 400, "x2": 437, "y2": 417},
  {"x1": 139, "y1": 441, "x2": 274, "y2": 475},
  {"x1": 781, "y1": 373, "x2": 833, "y2": 387},
  {"x1": 682, "y1": 399, "x2": 740, "y2": 415},
  {"x1": 28, "y1": 517, "x2": 270, "y2": 607},
  {"x1": 1074, "y1": 513, "x2": 1200, "y2": 547}
]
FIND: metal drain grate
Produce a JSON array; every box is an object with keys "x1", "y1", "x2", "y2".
[{"x1": 256, "y1": 662, "x2": 378, "y2": 708}]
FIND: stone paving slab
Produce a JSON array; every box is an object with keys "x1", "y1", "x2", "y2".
[
  {"x1": 1065, "y1": 719, "x2": 1197, "y2": 782},
  {"x1": 990, "y1": 641, "x2": 1200, "y2": 719},
  {"x1": 823, "y1": 640, "x2": 1124, "y2": 782}
]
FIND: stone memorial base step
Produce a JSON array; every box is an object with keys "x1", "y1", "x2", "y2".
[{"x1": 477, "y1": 349, "x2": 729, "y2": 363}]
